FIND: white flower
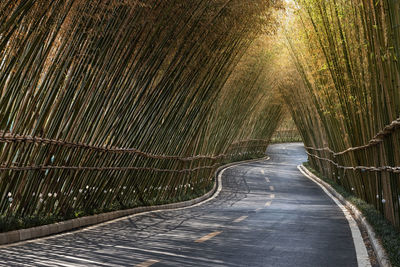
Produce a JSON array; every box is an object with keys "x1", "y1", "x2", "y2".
[
  {"x1": 382, "y1": 199, "x2": 386, "y2": 204},
  {"x1": 32, "y1": 192, "x2": 36, "y2": 196},
  {"x1": 73, "y1": 197, "x2": 77, "y2": 201},
  {"x1": 79, "y1": 189, "x2": 83, "y2": 193},
  {"x1": 376, "y1": 194, "x2": 379, "y2": 199},
  {"x1": 39, "y1": 198, "x2": 43, "y2": 202},
  {"x1": 86, "y1": 185, "x2": 89, "y2": 189},
  {"x1": 7, "y1": 192, "x2": 12, "y2": 197},
  {"x1": 8, "y1": 197, "x2": 13, "y2": 202},
  {"x1": 39, "y1": 193, "x2": 43, "y2": 197},
  {"x1": 53, "y1": 193, "x2": 57, "y2": 197},
  {"x1": 123, "y1": 186, "x2": 127, "y2": 190},
  {"x1": 48, "y1": 193, "x2": 52, "y2": 197},
  {"x1": 351, "y1": 187, "x2": 354, "y2": 191},
  {"x1": 104, "y1": 190, "x2": 107, "y2": 193}
]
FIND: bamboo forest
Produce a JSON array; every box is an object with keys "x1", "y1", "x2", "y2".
[{"x1": 0, "y1": 0, "x2": 399, "y2": 266}]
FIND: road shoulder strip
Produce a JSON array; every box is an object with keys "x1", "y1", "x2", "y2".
[{"x1": 298, "y1": 164, "x2": 391, "y2": 267}]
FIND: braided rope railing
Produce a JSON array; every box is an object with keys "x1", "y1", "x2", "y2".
[
  {"x1": 306, "y1": 151, "x2": 400, "y2": 173},
  {"x1": 304, "y1": 118, "x2": 400, "y2": 156},
  {"x1": 0, "y1": 131, "x2": 228, "y2": 161},
  {"x1": 0, "y1": 131, "x2": 269, "y2": 172},
  {"x1": 0, "y1": 162, "x2": 223, "y2": 172}
]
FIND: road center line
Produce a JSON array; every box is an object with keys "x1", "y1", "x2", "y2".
[
  {"x1": 135, "y1": 259, "x2": 160, "y2": 267},
  {"x1": 269, "y1": 185, "x2": 274, "y2": 191},
  {"x1": 265, "y1": 201, "x2": 272, "y2": 207},
  {"x1": 115, "y1": 246, "x2": 224, "y2": 264},
  {"x1": 233, "y1": 216, "x2": 248, "y2": 223},
  {"x1": 195, "y1": 231, "x2": 222, "y2": 243},
  {"x1": 60, "y1": 255, "x2": 109, "y2": 266}
]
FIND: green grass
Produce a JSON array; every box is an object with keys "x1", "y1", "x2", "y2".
[{"x1": 304, "y1": 162, "x2": 400, "y2": 267}]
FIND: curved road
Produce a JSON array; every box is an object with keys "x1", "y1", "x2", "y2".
[{"x1": 0, "y1": 143, "x2": 360, "y2": 266}]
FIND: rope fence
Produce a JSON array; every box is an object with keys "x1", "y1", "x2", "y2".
[
  {"x1": 0, "y1": 131, "x2": 226, "y2": 161},
  {"x1": 304, "y1": 118, "x2": 400, "y2": 227},
  {"x1": 306, "y1": 151, "x2": 400, "y2": 173},
  {"x1": 0, "y1": 132, "x2": 269, "y2": 172},
  {"x1": 0, "y1": 133, "x2": 270, "y2": 220},
  {"x1": 305, "y1": 118, "x2": 400, "y2": 156}
]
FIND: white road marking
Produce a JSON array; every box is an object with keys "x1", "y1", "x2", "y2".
[
  {"x1": 0, "y1": 157, "x2": 270, "y2": 249},
  {"x1": 298, "y1": 165, "x2": 371, "y2": 267},
  {"x1": 115, "y1": 246, "x2": 224, "y2": 264},
  {"x1": 135, "y1": 259, "x2": 160, "y2": 267},
  {"x1": 195, "y1": 231, "x2": 222, "y2": 243},
  {"x1": 35, "y1": 259, "x2": 86, "y2": 267},
  {"x1": 59, "y1": 255, "x2": 110, "y2": 266},
  {"x1": 233, "y1": 216, "x2": 248, "y2": 223},
  {"x1": 0, "y1": 155, "x2": 274, "y2": 267}
]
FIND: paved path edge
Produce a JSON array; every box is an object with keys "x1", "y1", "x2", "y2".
[
  {"x1": 298, "y1": 164, "x2": 391, "y2": 267},
  {"x1": 0, "y1": 156, "x2": 270, "y2": 247}
]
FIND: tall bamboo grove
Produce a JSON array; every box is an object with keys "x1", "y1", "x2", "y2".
[
  {"x1": 282, "y1": 0, "x2": 400, "y2": 228},
  {"x1": 0, "y1": 0, "x2": 284, "y2": 224}
]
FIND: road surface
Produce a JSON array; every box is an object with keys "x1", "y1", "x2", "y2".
[{"x1": 0, "y1": 143, "x2": 360, "y2": 266}]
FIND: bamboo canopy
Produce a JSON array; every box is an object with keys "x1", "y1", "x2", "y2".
[{"x1": 0, "y1": 0, "x2": 284, "y2": 225}]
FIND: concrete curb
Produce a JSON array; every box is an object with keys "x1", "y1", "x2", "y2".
[
  {"x1": 298, "y1": 164, "x2": 391, "y2": 267},
  {"x1": 0, "y1": 156, "x2": 270, "y2": 247}
]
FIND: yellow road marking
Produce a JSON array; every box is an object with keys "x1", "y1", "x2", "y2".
[
  {"x1": 270, "y1": 194, "x2": 275, "y2": 199},
  {"x1": 135, "y1": 259, "x2": 160, "y2": 267},
  {"x1": 265, "y1": 177, "x2": 270, "y2": 183},
  {"x1": 195, "y1": 231, "x2": 222, "y2": 243},
  {"x1": 265, "y1": 201, "x2": 272, "y2": 207},
  {"x1": 233, "y1": 215, "x2": 248, "y2": 223},
  {"x1": 269, "y1": 185, "x2": 274, "y2": 191}
]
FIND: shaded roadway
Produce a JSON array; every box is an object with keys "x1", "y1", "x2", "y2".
[{"x1": 0, "y1": 143, "x2": 359, "y2": 266}]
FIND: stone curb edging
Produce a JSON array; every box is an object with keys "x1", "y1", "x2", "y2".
[
  {"x1": 0, "y1": 156, "x2": 270, "y2": 247},
  {"x1": 298, "y1": 164, "x2": 391, "y2": 267}
]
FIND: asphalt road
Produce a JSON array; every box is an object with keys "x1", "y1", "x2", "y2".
[{"x1": 0, "y1": 143, "x2": 359, "y2": 266}]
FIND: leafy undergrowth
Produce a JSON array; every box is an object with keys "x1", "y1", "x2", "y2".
[
  {"x1": 304, "y1": 162, "x2": 400, "y2": 267},
  {"x1": 0, "y1": 153, "x2": 266, "y2": 233}
]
